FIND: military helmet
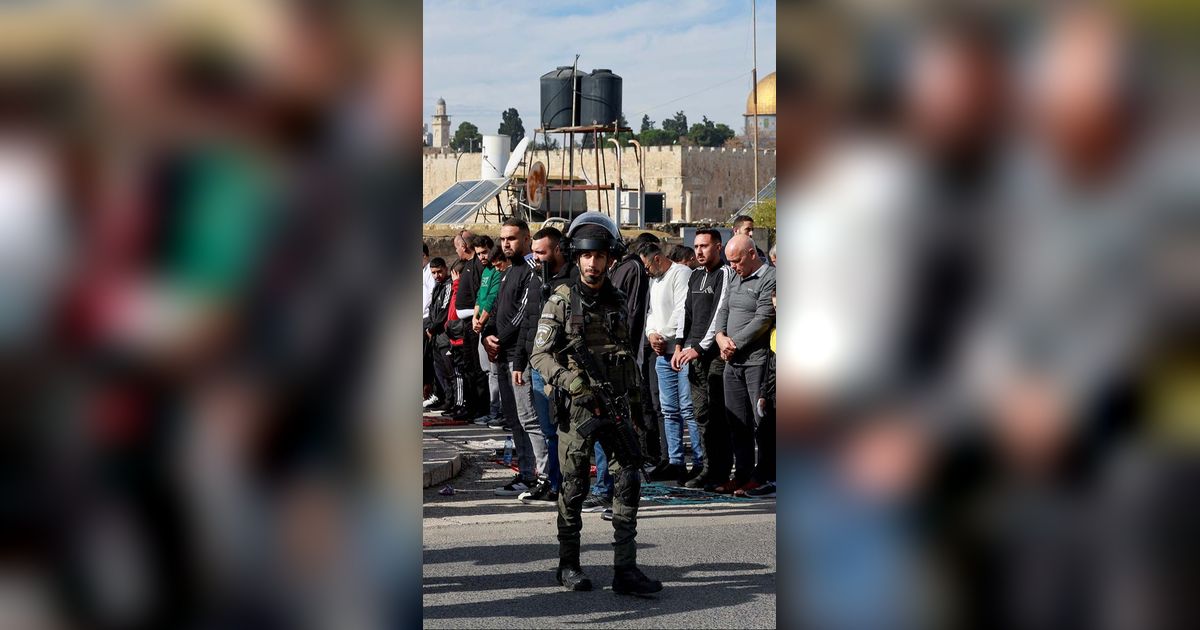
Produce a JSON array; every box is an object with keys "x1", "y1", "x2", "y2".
[{"x1": 563, "y1": 212, "x2": 626, "y2": 259}]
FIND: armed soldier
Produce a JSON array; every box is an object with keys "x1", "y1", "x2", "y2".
[{"x1": 530, "y1": 214, "x2": 663, "y2": 596}]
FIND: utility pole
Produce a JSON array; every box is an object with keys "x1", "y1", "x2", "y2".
[
  {"x1": 454, "y1": 138, "x2": 478, "y2": 182},
  {"x1": 569, "y1": 54, "x2": 579, "y2": 218},
  {"x1": 751, "y1": 0, "x2": 760, "y2": 213}
]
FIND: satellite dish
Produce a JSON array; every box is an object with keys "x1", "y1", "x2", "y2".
[
  {"x1": 526, "y1": 161, "x2": 547, "y2": 208},
  {"x1": 504, "y1": 137, "x2": 532, "y2": 178}
]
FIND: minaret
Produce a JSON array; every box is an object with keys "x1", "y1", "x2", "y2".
[{"x1": 431, "y1": 97, "x2": 451, "y2": 149}]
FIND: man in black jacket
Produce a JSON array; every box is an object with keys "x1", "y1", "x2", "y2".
[
  {"x1": 482, "y1": 219, "x2": 549, "y2": 497},
  {"x1": 670, "y1": 229, "x2": 734, "y2": 489},
  {"x1": 609, "y1": 233, "x2": 667, "y2": 475},
  {"x1": 452, "y1": 230, "x2": 489, "y2": 419}
]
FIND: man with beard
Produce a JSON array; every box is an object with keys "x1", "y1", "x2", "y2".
[{"x1": 531, "y1": 214, "x2": 662, "y2": 595}]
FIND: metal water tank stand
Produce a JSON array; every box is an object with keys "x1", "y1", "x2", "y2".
[{"x1": 535, "y1": 122, "x2": 632, "y2": 221}]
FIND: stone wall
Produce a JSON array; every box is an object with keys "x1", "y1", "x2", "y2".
[
  {"x1": 680, "y1": 146, "x2": 777, "y2": 221},
  {"x1": 422, "y1": 145, "x2": 775, "y2": 224}
]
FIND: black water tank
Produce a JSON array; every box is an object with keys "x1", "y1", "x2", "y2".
[
  {"x1": 580, "y1": 69, "x2": 622, "y2": 127},
  {"x1": 540, "y1": 66, "x2": 582, "y2": 129}
]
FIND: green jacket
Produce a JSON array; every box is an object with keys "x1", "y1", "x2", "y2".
[{"x1": 476, "y1": 265, "x2": 500, "y2": 313}]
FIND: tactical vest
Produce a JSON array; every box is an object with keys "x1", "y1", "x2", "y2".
[{"x1": 552, "y1": 282, "x2": 639, "y2": 394}]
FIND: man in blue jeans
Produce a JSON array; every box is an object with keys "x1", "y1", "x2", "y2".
[
  {"x1": 641, "y1": 243, "x2": 702, "y2": 484},
  {"x1": 526, "y1": 367, "x2": 561, "y2": 500},
  {"x1": 584, "y1": 443, "x2": 614, "y2": 512},
  {"x1": 517, "y1": 226, "x2": 575, "y2": 503}
]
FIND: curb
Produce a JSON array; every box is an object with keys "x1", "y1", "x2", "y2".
[{"x1": 423, "y1": 436, "x2": 464, "y2": 489}]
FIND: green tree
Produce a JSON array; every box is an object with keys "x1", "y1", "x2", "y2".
[
  {"x1": 451, "y1": 121, "x2": 482, "y2": 152},
  {"x1": 498, "y1": 108, "x2": 525, "y2": 146},
  {"x1": 640, "y1": 114, "x2": 654, "y2": 133},
  {"x1": 749, "y1": 197, "x2": 775, "y2": 229},
  {"x1": 638, "y1": 128, "x2": 676, "y2": 146},
  {"x1": 661, "y1": 111, "x2": 688, "y2": 139},
  {"x1": 712, "y1": 122, "x2": 736, "y2": 144},
  {"x1": 686, "y1": 116, "x2": 736, "y2": 147}
]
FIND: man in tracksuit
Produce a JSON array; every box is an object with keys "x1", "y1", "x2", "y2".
[
  {"x1": 670, "y1": 228, "x2": 734, "y2": 490},
  {"x1": 453, "y1": 230, "x2": 489, "y2": 420},
  {"x1": 482, "y1": 218, "x2": 548, "y2": 496}
]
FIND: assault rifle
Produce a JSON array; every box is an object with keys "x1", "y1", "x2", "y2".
[{"x1": 561, "y1": 338, "x2": 638, "y2": 441}]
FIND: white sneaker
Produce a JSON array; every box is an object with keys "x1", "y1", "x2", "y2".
[{"x1": 422, "y1": 394, "x2": 439, "y2": 408}]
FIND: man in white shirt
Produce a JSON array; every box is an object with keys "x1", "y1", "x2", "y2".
[
  {"x1": 422, "y1": 242, "x2": 435, "y2": 320},
  {"x1": 640, "y1": 243, "x2": 700, "y2": 484},
  {"x1": 422, "y1": 242, "x2": 437, "y2": 404}
]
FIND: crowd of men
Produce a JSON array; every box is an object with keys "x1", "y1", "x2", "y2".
[{"x1": 422, "y1": 214, "x2": 777, "y2": 506}]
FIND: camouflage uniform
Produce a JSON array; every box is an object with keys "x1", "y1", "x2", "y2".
[{"x1": 531, "y1": 278, "x2": 644, "y2": 568}]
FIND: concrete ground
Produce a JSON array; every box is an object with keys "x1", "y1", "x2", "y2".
[{"x1": 421, "y1": 419, "x2": 776, "y2": 628}]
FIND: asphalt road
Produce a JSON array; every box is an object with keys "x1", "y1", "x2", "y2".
[{"x1": 422, "y1": 457, "x2": 777, "y2": 629}]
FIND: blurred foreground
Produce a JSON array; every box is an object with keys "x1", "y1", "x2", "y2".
[
  {"x1": 1, "y1": 2, "x2": 421, "y2": 629},
  {"x1": 776, "y1": 3, "x2": 1200, "y2": 629}
]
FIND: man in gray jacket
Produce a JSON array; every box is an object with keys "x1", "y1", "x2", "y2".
[{"x1": 712, "y1": 234, "x2": 776, "y2": 495}]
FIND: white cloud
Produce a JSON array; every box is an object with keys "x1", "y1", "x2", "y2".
[{"x1": 423, "y1": 0, "x2": 776, "y2": 136}]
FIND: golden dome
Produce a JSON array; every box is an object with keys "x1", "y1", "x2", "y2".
[{"x1": 745, "y1": 71, "x2": 776, "y2": 116}]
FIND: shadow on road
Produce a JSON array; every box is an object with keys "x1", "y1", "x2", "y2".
[
  {"x1": 422, "y1": 499, "x2": 561, "y2": 520},
  {"x1": 634, "y1": 504, "x2": 777, "y2": 519},
  {"x1": 423, "y1": 542, "x2": 658, "y2": 567},
  {"x1": 423, "y1": 543, "x2": 773, "y2": 625}
]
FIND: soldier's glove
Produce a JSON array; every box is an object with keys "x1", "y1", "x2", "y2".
[
  {"x1": 575, "y1": 392, "x2": 605, "y2": 417},
  {"x1": 567, "y1": 375, "x2": 587, "y2": 396}
]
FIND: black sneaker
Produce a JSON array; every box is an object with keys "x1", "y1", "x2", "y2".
[
  {"x1": 581, "y1": 494, "x2": 612, "y2": 513},
  {"x1": 683, "y1": 472, "x2": 707, "y2": 489},
  {"x1": 649, "y1": 463, "x2": 686, "y2": 484},
  {"x1": 556, "y1": 565, "x2": 593, "y2": 591},
  {"x1": 600, "y1": 508, "x2": 613, "y2": 521},
  {"x1": 745, "y1": 481, "x2": 776, "y2": 498},
  {"x1": 644, "y1": 460, "x2": 671, "y2": 478},
  {"x1": 612, "y1": 566, "x2": 663, "y2": 596},
  {"x1": 519, "y1": 480, "x2": 558, "y2": 504},
  {"x1": 494, "y1": 474, "x2": 533, "y2": 496},
  {"x1": 486, "y1": 415, "x2": 508, "y2": 429}
]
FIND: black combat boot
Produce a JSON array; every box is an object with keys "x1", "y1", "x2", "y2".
[
  {"x1": 556, "y1": 564, "x2": 593, "y2": 591},
  {"x1": 611, "y1": 566, "x2": 663, "y2": 596}
]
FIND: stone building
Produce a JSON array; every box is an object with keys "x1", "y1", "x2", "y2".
[
  {"x1": 422, "y1": 72, "x2": 777, "y2": 223},
  {"x1": 743, "y1": 71, "x2": 776, "y2": 148},
  {"x1": 423, "y1": 144, "x2": 775, "y2": 223}
]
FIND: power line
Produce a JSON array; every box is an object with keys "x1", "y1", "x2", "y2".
[{"x1": 628, "y1": 70, "x2": 752, "y2": 119}]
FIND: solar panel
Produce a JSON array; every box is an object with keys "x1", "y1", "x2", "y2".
[
  {"x1": 426, "y1": 178, "x2": 509, "y2": 224},
  {"x1": 459, "y1": 180, "x2": 505, "y2": 205},
  {"x1": 423, "y1": 180, "x2": 477, "y2": 223}
]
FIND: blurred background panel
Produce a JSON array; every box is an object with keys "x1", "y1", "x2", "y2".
[
  {"x1": 0, "y1": 1, "x2": 424, "y2": 629},
  {"x1": 776, "y1": 2, "x2": 1199, "y2": 629}
]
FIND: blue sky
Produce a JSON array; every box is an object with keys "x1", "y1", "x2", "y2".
[{"x1": 423, "y1": 0, "x2": 776, "y2": 138}]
